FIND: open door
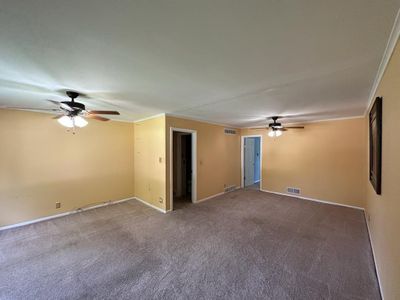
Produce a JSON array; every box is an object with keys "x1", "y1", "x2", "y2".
[
  {"x1": 244, "y1": 138, "x2": 255, "y2": 186},
  {"x1": 242, "y1": 136, "x2": 261, "y2": 189}
]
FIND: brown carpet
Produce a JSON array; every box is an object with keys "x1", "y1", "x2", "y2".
[{"x1": 0, "y1": 189, "x2": 380, "y2": 299}]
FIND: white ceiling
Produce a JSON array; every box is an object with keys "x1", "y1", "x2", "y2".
[{"x1": 0, "y1": 1, "x2": 399, "y2": 127}]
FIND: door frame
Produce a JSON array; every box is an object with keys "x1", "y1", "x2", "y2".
[
  {"x1": 241, "y1": 135, "x2": 263, "y2": 188},
  {"x1": 170, "y1": 127, "x2": 197, "y2": 211}
]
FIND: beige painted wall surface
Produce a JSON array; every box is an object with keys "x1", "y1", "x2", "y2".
[
  {"x1": 134, "y1": 115, "x2": 166, "y2": 211},
  {"x1": 166, "y1": 117, "x2": 241, "y2": 210},
  {"x1": 242, "y1": 118, "x2": 367, "y2": 208},
  {"x1": 366, "y1": 40, "x2": 400, "y2": 300},
  {"x1": 0, "y1": 109, "x2": 134, "y2": 227}
]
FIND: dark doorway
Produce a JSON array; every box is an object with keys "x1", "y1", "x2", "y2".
[{"x1": 173, "y1": 132, "x2": 192, "y2": 209}]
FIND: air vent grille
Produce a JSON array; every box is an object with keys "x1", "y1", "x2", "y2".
[
  {"x1": 287, "y1": 187, "x2": 301, "y2": 194},
  {"x1": 224, "y1": 128, "x2": 237, "y2": 135}
]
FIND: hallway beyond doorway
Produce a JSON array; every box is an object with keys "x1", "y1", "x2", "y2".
[{"x1": 242, "y1": 135, "x2": 262, "y2": 190}]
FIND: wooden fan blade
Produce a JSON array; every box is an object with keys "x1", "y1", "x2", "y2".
[
  {"x1": 283, "y1": 126, "x2": 304, "y2": 129},
  {"x1": 86, "y1": 114, "x2": 110, "y2": 121},
  {"x1": 251, "y1": 127, "x2": 267, "y2": 130},
  {"x1": 88, "y1": 110, "x2": 120, "y2": 115},
  {"x1": 52, "y1": 114, "x2": 65, "y2": 119}
]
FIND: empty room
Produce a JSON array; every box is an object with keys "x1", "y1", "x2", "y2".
[{"x1": 1, "y1": 1, "x2": 400, "y2": 299}]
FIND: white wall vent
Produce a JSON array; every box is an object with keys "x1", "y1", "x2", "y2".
[
  {"x1": 287, "y1": 187, "x2": 301, "y2": 194},
  {"x1": 224, "y1": 128, "x2": 237, "y2": 135}
]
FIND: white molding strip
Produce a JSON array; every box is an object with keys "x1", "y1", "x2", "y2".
[
  {"x1": 365, "y1": 212, "x2": 384, "y2": 299},
  {"x1": 134, "y1": 196, "x2": 167, "y2": 213},
  {"x1": 260, "y1": 189, "x2": 364, "y2": 210},
  {"x1": 109, "y1": 118, "x2": 135, "y2": 124},
  {"x1": 0, "y1": 196, "x2": 135, "y2": 231},
  {"x1": 166, "y1": 113, "x2": 237, "y2": 129},
  {"x1": 133, "y1": 113, "x2": 166, "y2": 123},
  {"x1": 244, "y1": 115, "x2": 365, "y2": 129},
  {"x1": 285, "y1": 115, "x2": 364, "y2": 125},
  {"x1": 365, "y1": 8, "x2": 400, "y2": 116},
  {"x1": 132, "y1": 110, "x2": 368, "y2": 130},
  {"x1": 196, "y1": 187, "x2": 240, "y2": 203}
]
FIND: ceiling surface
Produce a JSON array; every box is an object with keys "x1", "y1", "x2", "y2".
[{"x1": 1, "y1": 0, "x2": 399, "y2": 127}]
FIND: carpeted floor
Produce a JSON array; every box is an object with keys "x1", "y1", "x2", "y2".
[
  {"x1": 245, "y1": 182, "x2": 260, "y2": 190},
  {"x1": 0, "y1": 189, "x2": 380, "y2": 299}
]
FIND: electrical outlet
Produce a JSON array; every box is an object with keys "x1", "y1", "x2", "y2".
[
  {"x1": 55, "y1": 202, "x2": 61, "y2": 209},
  {"x1": 159, "y1": 197, "x2": 163, "y2": 203}
]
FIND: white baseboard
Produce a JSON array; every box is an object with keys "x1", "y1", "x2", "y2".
[
  {"x1": 260, "y1": 189, "x2": 364, "y2": 211},
  {"x1": 196, "y1": 186, "x2": 240, "y2": 203},
  {"x1": 196, "y1": 191, "x2": 225, "y2": 203},
  {"x1": 0, "y1": 196, "x2": 135, "y2": 231},
  {"x1": 134, "y1": 197, "x2": 167, "y2": 213},
  {"x1": 364, "y1": 212, "x2": 384, "y2": 299}
]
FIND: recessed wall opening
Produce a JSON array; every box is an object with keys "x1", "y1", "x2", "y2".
[
  {"x1": 241, "y1": 135, "x2": 262, "y2": 190},
  {"x1": 170, "y1": 128, "x2": 197, "y2": 211},
  {"x1": 173, "y1": 132, "x2": 192, "y2": 208}
]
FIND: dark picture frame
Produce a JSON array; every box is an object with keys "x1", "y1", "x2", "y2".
[{"x1": 369, "y1": 97, "x2": 382, "y2": 195}]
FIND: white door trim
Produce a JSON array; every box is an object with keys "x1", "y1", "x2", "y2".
[
  {"x1": 241, "y1": 135, "x2": 263, "y2": 188},
  {"x1": 244, "y1": 137, "x2": 255, "y2": 186},
  {"x1": 170, "y1": 127, "x2": 197, "y2": 211}
]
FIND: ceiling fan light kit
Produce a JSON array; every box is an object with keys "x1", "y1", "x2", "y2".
[
  {"x1": 268, "y1": 128, "x2": 283, "y2": 138},
  {"x1": 4, "y1": 90, "x2": 121, "y2": 133},
  {"x1": 57, "y1": 115, "x2": 88, "y2": 128},
  {"x1": 253, "y1": 116, "x2": 305, "y2": 138}
]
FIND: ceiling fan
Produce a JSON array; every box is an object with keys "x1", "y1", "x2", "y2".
[
  {"x1": 254, "y1": 116, "x2": 304, "y2": 137},
  {"x1": 4, "y1": 91, "x2": 120, "y2": 132}
]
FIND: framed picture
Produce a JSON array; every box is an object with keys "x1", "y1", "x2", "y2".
[{"x1": 369, "y1": 96, "x2": 382, "y2": 195}]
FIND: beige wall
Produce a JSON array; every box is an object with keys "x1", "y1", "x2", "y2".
[
  {"x1": 242, "y1": 118, "x2": 367, "y2": 208},
  {"x1": 1, "y1": 112, "x2": 238, "y2": 223},
  {"x1": 365, "y1": 40, "x2": 400, "y2": 300},
  {"x1": 0, "y1": 109, "x2": 135, "y2": 227},
  {"x1": 134, "y1": 115, "x2": 166, "y2": 211},
  {"x1": 166, "y1": 116, "x2": 241, "y2": 210}
]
